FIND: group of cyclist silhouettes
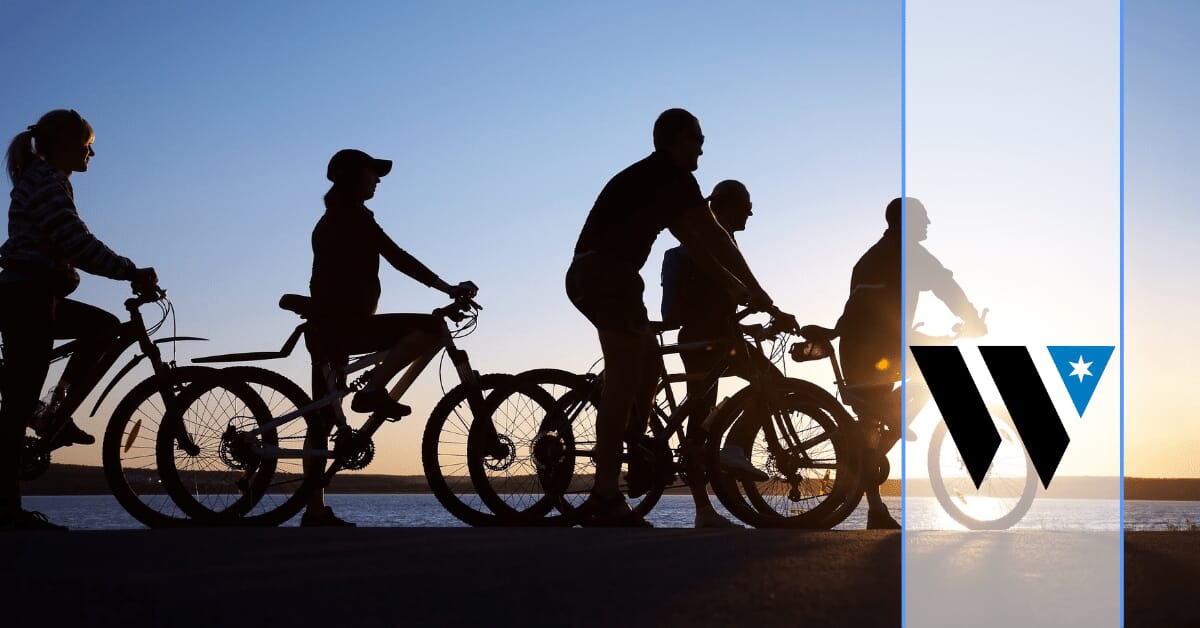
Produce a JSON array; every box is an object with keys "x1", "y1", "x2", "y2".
[{"x1": 0, "y1": 107, "x2": 985, "y2": 530}]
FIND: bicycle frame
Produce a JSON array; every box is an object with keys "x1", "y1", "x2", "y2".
[
  {"x1": 5, "y1": 291, "x2": 207, "y2": 457},
  {"x1": 193, "y1": 298, "x2": 490, "y2": 483},
  {"x1": 560, "y1": 324, "x2": 797, "y2": 479}
]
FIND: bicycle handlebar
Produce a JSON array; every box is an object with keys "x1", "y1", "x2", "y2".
[
  {"x1": 432, "y1": 296, "x2": 481, "y2": 323},
  {"x1": 125, "y1": 285, "x2": 167, "y2": 309}
]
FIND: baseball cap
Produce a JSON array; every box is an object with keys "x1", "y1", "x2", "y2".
[{"x1": 326, "y1": 149, "x2": 393, "y2": 183}]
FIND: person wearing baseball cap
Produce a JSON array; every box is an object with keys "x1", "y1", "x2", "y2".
[{"x1": 300, "y1": 147, "x2": 477, "y2": 527}]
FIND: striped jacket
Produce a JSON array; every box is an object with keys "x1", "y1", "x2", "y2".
[{"x1": 1, "y1": 159, "x2": 135, "y2": 291}]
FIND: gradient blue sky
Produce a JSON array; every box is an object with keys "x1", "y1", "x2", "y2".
[
  {"x1": 2, "y1": 2, "x2": 901, "y2": 474},
  {"x1": 1, "y1": 2, "x2": 1188, "y2": 479},
  {"x1": 1125, "y1": 0, "x2": 1200, "y2": 478}
]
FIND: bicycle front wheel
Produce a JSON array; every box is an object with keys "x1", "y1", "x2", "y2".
[
  {"x1": 423, "y1": 373, "x2": 525, "y2": 526},
  {"x1": 102, "y1": 366, "x2": 218, "y2": 528},
  {"x1": 466, "y1": 376, "x2": 569, "y2": 524},
  {"x1": 928, "y1": 406, "x2": 1038, "y2": 530},
  {"x1": 706, "y1": 379, "x2": 858, "y2": 529},
  {"x1": 154, "y1": 370, "x2": 277, "y2": 524}
]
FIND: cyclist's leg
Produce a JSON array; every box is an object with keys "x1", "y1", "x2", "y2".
[
  {"x1": 302, "y1": 360, "x2": 340, "y2": 519},
  {"x1": 565, "y1": 254, "x2": 655, "y2": 525},
  {"x1": 0, "y1": 283, "x2": 54, "y2": 521},
  {"x1": 44, "y1": 298, "x2": 121, "y2": 419},
  {"x1": 594, "y1": 327, "x2": 655, "y2": 498},
  {"x1": 677, "y1": 328, "x2": 725, "y2": 509},
  {"x1": 345, "y1": 313, "x2": 443, "y2": 417},
  {"x1": 857, "y1": 386, "x2": 900, "y2": 528}
]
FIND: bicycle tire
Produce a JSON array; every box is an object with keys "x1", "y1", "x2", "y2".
[
  {"x1": 101, "y1": 365, "x2": 219, "y2": 528},
  {"x1": 154, "y1": 369, "x2": 277, "y2": 524},
  {"x1": 515, "y1": 370, "x2": 667, "y2": 526},
  {"x1": 216, "y1": 366, "x2": 317, "y2": 526},
  {"x1": 927, "y1": 406, "x2": 1038, "y2": 530},
  {"x1": 422, "y1": 373, "x2": 523, "y2": 526},
  {"x1": 705, "y1": 378, "x2": 859, "y2": 529},
  {"x1": 466, "y1": 376, "x2": 570, "y2": 524}
]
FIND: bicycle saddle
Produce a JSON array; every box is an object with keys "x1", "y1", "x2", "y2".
[
  {"x1": 279, "y1": 294, "x2": 314, "y2": 318},
  {"x1": 799, "y1": 324, "x2": 839, "y2": 342}
]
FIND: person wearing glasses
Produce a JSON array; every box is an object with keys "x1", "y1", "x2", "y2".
[{"x1": 566, "y1": 109, "x2": 795, "y2": 526}]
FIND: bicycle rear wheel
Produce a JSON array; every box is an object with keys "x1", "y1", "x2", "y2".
[
  {"x1": 102, "y1": 366, "x2": 217, "y2": 528},
  {"x1": 706, "y1": 379, "x2": 858, "y2": 529},
  {"x1": 928, "y1": 406, "x2": 1038, "y2": 530},
  {"x1": 154, "y1": 370, "x2": 277, "y2": 524},
  {"x1": 518, "y1": 370, "x2": 667, "y2": 526},
  {"x1": 216, "y1": 366, "x2": 317, "y2": 526}
]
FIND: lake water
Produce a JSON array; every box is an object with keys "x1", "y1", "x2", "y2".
[{"x1": 18, "y1": 494, "x2": 1199, "y2": 531}]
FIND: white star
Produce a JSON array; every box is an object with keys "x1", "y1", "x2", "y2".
[{"x1": 1068, "y1": 356, "x2": 1093, "y2": 383}]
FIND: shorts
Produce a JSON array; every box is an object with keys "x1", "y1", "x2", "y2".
[
  {"x1": 565, "y1": 252, "x2": 649, "y2": 334},
  {"x1": 306, "y1": 312, "x2": 443, "y2": 362}
]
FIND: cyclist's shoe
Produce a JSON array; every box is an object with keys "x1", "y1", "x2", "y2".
[
  {"x1": 582, "y1": 495, "x2": 653, "y2": 528},
  {"x1": 623, "y1": 438, "x2": 655, "y2": 499},
  {"x1": 0, "y1": 510, "x2": 68, "y2": 531},
  {"x1": 350, "y1": 389, "x2": 411, "y2": 419},
  {"x1": 300, "y1": 506, "x2": 357, "y2": 528},
  {"x1": 718, "y1": 444, "x2": 770, "y2": 482},
  {"x1": 867, "y1": 507, "x2": 901, "y2": 530},
  {"x1": 35, "y1": 418, "x2": 95, "y2": 448},
  {"x1": 695, "y1": 506, "x2": 744, "y2": 529}
]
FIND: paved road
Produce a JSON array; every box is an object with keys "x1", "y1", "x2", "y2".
[{"x1": 0, "y1": 529, "x2": 1191, "y2": 627}]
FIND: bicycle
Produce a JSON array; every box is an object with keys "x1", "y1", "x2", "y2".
[
  {"x1": 788, "y1": 315, "x2": 1038, "y2": 530},
  {"x1": 0, "y1": 286, "x2": 271, "y2": 528},
  {"x1": 477, "y1": 306, "x2": 859, "y2": 528},
  {"x1": 161, "y1": 290, "x2": 562, "y2": 526}
]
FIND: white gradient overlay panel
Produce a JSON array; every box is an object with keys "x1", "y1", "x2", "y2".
[{"x1": 905, "y1": 2, "x2": 1121, "y2": 627}]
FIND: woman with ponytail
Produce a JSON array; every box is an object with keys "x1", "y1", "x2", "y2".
[{"x1": 0, "y1": 109, "x2": 158, "y2": 530}]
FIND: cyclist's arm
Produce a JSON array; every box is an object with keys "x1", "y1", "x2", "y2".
[
  {"x1": 668, "y1": 205, "x2": 767, "y2": 305},
  {"x1": 376, "y1": 228, "x2": 452, "y2": 293},
  {"x1": 33, "y1": 179, "x2": 136, "y2": 281},
  {"x1": 916, "y1": 245, "x2": 984, "y2": 330}
]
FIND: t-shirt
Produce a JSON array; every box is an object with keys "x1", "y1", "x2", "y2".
[
  {"x1": 310, "y1": 196, "x2": 440, "y2": 321},
  {"x1": 573, "y1": 152, "x2": 705, "y2": 270}
]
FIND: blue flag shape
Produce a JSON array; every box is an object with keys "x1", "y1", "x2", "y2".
[{"x1": 1047, "y1": 346, "x2": 1115, "y2": 417}]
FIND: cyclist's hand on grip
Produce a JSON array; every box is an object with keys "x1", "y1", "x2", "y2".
[
  {"x1": 770, "y1": 310, "x2": 801, "y2": 335},
  {"x1": 131, "y1": 267, "x2": 159, "y2": 295},
  {"x1": 448, "y1": 281, "x2": 478, "y2": 301},
  {"x1": 953, "y1": 310, "x2": 988, "y2": 339}
]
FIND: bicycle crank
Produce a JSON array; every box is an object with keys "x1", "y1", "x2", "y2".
[{"x1": 19, "y1": 436, "x2": 51, "y2": 480}]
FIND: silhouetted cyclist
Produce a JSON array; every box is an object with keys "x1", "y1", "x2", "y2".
[
  {"x1": 661, "y1": 179, "x2": 780, "y2": 528},
  {"x1": 566, "y1": 109, "x2": 796, "y2": 527},
  {"x1": 0, "y1": 109, "x2": 158, "y2": 531},
  {"x1": 301, "y1": 148, "x2": 476, "y2": 527},
  {"x1": 836, "y1": 196, "x2": 986, "y2": 529}
]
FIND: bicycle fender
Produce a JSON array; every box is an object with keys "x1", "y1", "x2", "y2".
[{"x1": 89, "y1": 337, "x2": 209, "y2": 416}]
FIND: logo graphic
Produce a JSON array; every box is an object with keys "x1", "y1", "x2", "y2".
[
  {"x1": 1047, "y1": 346, "x2": 1115, "y2": 417},
  {"x1": 910, "y1": 345, "x2": 1113, "y2": 490}
]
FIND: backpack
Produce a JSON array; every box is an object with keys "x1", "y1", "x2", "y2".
[{"x1": 660, "y1": 246, "x2": 692, "y2": 329}]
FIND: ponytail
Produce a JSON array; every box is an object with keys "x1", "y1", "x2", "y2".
[
  {"x1": 5, "y1": 129, "x2": 36, "y2": 183},
  {"x1": 6, "y1": 109, "x2": 92, "y2": 183}
]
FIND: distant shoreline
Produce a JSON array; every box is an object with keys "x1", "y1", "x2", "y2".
[{"x1": 26, "y1": 464, "x2": 1200, "y2": 500}]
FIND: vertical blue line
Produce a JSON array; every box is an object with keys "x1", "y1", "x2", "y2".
[
  {"x1": 899, "y1": 1, "x2": 908, "y2": 627},
  {"x1": 1119, "y1": 0, "x2": 1126, "y2": 625}
]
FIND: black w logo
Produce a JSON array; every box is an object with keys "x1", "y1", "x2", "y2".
[{"x1": 910, "y1": 346, "x2": 1069, "y2": 490}]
